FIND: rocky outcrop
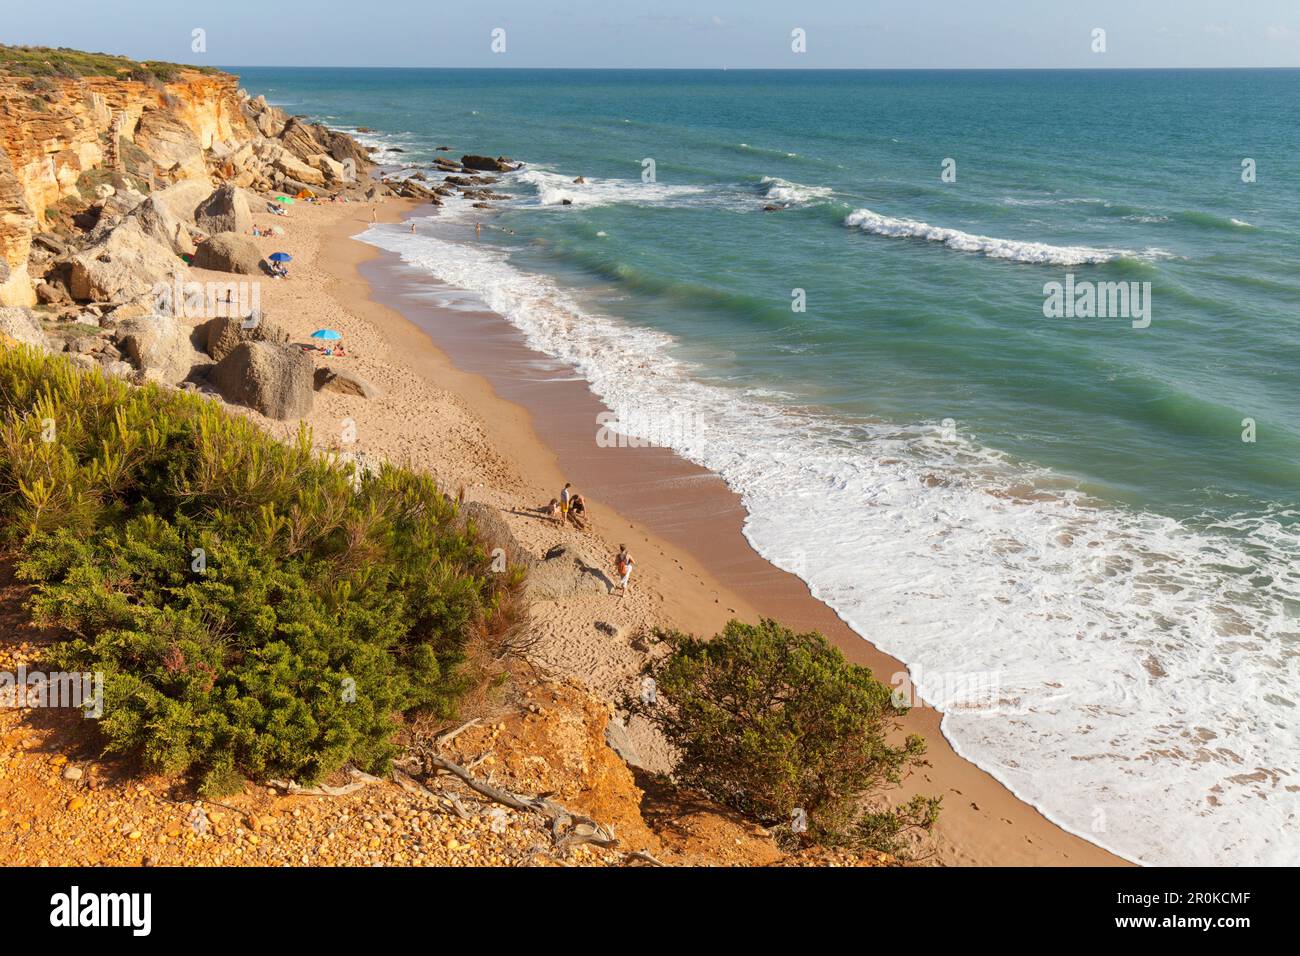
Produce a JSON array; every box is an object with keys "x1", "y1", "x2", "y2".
[
  {"x1": 113, "y1": 315, "x2": 207, "y2": 384},
  {"x1": 194, "y1": 183, "x2": 251, "y2": 235},
  {"x1": 147, "y1": 179, "x2": 211, "y2": 227},
  {"x1": 133, "y1": 110, "x2": 206, "y2": 181},
  {"x1": 192, "y1": 232, "x2": 263, "y2": 274},
  {"x1": 269, "y1": 148, "x2": 325, "y2": 187},
  {"x1": 0, "y1": 306, "x2": 47, "y2": 349},
  {"x1": 0, "y1": 65, "x2": 253, "y2": 305},
  {"x1": 209, "y1": 340, "x2": 313, "y2": 419},
  {"x1": 0, "y1": 53, "x2": 374, "y2": 306},
  {"x1": 67, "y1": 216, "x2": 180, "y2": 302},
  {"x1": 461, "y1": 155, "x2": 522, "y2": 173},
  {"x1": 314, "y1": 365, "x2": 381, "y2": 399},
  {"x1": 130, "y1": 193, "x2": 195, "y2": 255},
  {"x1": 525, "y1": 545, "x2": 614, "y2": 601},
  {"x1": 200, "y1": 312, "x2": 290, "y2": 362},
  {"x1": 279, "y1": 117, "x2": 326, "y2": 162}
]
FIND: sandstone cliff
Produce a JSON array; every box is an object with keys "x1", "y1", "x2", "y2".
[{"x1": 0, "y1": 46, "x2": 375, "y2": 306}]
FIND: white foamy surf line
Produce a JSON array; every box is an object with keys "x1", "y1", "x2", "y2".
[
  {"x1": 515, "y1": 168, "x2": 709, "y2": 208},
  {"x1": 845, "y1": 207, "x2": 1127, "y2": 265},
  {"x1": 362, "y1": 224, "x2": 1300, "y2": 867},
  {"x1": 760, "y1": 176, "x2": 833, "y2": 207}
]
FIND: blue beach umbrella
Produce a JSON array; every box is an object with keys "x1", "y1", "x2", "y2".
[
  {"x1": 311, "y1": 329, "x2": 342, "y2": 341},
  {"x1": 268, "y1": 252, "x2": 292, "y2": 263}
]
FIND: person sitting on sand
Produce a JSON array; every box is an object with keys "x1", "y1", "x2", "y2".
[
  {"x1": 614, "y1": 545, "x2": 634, "y2": 597},
  {"x1": 546, "y1": 498, "x2": 562, "y2": 524},
  {"x1": 568, "y1": 493, "x2": 588, "y2": 529}
]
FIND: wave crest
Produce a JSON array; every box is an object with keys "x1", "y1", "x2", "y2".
[{"x1": 845, "y1": 207, "x2": 1121, "y2": 265}]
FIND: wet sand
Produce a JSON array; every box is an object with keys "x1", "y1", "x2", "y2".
[{"x1": 311, "y1": 209, "x2": 1127, "y2": 866}]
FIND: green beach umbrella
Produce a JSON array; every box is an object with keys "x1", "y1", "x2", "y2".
[{"x1": 274, "y1": 195, "x2": 295, "y2": 205}]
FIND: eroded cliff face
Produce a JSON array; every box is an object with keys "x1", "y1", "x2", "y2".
[{"x1": 0, "y1": 69, "x2": 256, "y2": 305}]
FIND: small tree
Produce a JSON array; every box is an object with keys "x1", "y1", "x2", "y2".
[{"x1": 626, "y1": 619, "x2": 939, "y2": 855}]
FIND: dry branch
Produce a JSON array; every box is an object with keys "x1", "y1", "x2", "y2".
[{"x1": 423, "y1": 753, "x2": 618, "y2": 850}]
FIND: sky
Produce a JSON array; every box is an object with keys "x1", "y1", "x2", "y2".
[{"x1": 3, "y1": 0, "x2": 1298, "y2": 69}]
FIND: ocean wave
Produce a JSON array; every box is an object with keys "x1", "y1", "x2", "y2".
[
  {"x1": 1177, "y1": 210, "x2": 1256, "y2": 231},
  {"x1": 515, "y1": 168, "x2": 709, "y2": 209},
  {"x1": 361, "y1": 225, "x2": 1300, "y2": 866},
  {"x1": 845, "y1": 207, "x2": 1125, "y2": 265},
  {"x1": 759, "y1": 176, "x2": 833, "y2": 207}
]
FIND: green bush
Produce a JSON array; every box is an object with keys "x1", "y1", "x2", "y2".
[
  {"x1": 0, "y1": 345, "x2": 521, "y2": 795},
  {"x1": 626, "y1": 618, "x2": 940, "y2": 855},
  {"x1": 0, "y1": 45, "x2": 219, "y2": 80}
]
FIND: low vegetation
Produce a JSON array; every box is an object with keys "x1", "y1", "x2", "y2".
[
  {"x1": 0, "y1": 345, "x2": 523, "y2": 796},
  {"x1": 627, "y1": 618, "x2": 941, "y2": 856},
  {"x1": 0, "y1": 45, "x2": 218, "y2": 81}
]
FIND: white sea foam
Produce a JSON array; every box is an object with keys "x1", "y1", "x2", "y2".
[
  {"x1": 760, "y1": 176, "x2": 833, "y2": 207},
  {"x1": 516, "y1": 168, "x2": 708, "y2": 208},
  {"x1": 845, "y1": 208, "x2": 1125, "y2": 265},
  {"x1": 362, "y1": 224, "x2": 1300, "y2": 866}
]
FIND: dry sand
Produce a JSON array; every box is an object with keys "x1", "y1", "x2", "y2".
[{"x1": 234, "y1": 195, "x2": 1125, "y2": 866}]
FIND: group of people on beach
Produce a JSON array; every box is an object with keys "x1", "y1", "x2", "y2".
[
  {"x1": 548, "y1": 482, "x2": 634, "y2": 595},
  {"x1": 549, "y1": 481, "x2": 587, "y2": 529}
]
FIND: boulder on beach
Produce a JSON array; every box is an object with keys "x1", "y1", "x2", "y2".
[
  {"x1": 192, "y1": 232, "x2": 265, "y2": 275},
  {"x1": 195, "y1": 184, "x2": 253, "y2": 236},
  {"x1": 148, "y1": 180, "x2": 213, "y2": 226},
  {"x1": 114, "y1": 315, "x2": 208, "y2": 385},
  {"x1": 272, "y1": 150, "x2": 326, "y2": 187},
  {"x1": 524, "y1": 545, "x2": 614, "y2": 601},
  {"x1": 209, "y1": 340, "x2": 314, "y2": 419},
  {"x1": 68, "y1": 217, "x2": 181, "y2": 302},
  {"x1": 314, "y1": 365, "x2": 381, "y2": 399},
  {"x1": 200, "y1": 313, "x2": 291, "y2": 362},
  {"x1": 131, "y1": 194, "x2": 196, "y2": 256},
  {"x1": 307, "y1": 153, "x2": 348, "y2": 183}
]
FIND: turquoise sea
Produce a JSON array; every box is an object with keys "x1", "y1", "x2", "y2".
[{"x1": 235, "y1": 67, "x2": 1299, "y2": 865}]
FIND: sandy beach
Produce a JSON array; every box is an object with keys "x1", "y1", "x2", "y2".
[{"x1": 224, "y1": 193, "x2": 1128, "y2": 867}]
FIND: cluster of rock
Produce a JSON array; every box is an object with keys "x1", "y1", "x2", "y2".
[
  {"x1": 0, "y1": 58, "x2": 399, "y2": 420},
  {"x1": 382, "y1": 155, "x2": 520, "y2": 209},
  {"x1": 0, "y1": 61, "x2": 379, "y2": 309},
  {"x1": 0, "y1": 53, "x2": 515, "y2": 423}
]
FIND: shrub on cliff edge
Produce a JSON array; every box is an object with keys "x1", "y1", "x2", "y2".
[
  {"x1": 626, "y1": 618, "x2": 940, "y2": 856},
  {"x1": 0, "y1": 344, "x2": 523, "y2": 795}
]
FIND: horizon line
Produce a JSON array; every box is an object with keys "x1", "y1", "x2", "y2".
[{"x1": 216, "y1": 64, "x2": 1300, "y2": 72}]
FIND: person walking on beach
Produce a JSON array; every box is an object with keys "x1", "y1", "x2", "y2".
[
  {"x1": 614, "y1": 545, "x2": 634, "y2": 597},
  {"x1": 559, "y1": 482, "x2": 572, "y2": 522}
]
